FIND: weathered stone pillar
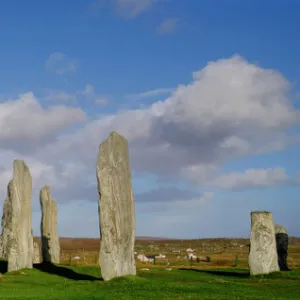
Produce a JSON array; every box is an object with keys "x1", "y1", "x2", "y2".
[
  {"x1": 33, "y1": 241, "x2": 41, "y2": 264},
  {"x1": 7, "y1": 160, "x2": 33, "y2": 272},
  {"x1": 96, "y1": 131, "x2": 136, "y2": 281},
  {"x1": 0, "y1": 197, "x2": 12, "y2": 259},
  {"x1": 275, "y1": 224, "x2": 289, "y2": 271},
  {"x1": 40, "y1": 185, "x2": 60, "y2": 264},
  {"x1": 248, "y1": 211, "x2": 279, "y2": 275}
]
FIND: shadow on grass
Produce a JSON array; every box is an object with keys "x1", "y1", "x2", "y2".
[
  {"x1": 33, "y1": 262, "x2": 102, "y2": 281},
  {"x1": 178, "y1": 268, "x2": 250, "y2": 278},
  {"x1": 0, "y1": 260, "x2": 7, "y2": 274}
]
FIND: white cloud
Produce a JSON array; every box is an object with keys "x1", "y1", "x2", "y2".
[
  {"x1": 0, "y1": 92, "x2": 86, "y2": 147},
  {"x1": 206, "y1": 168, "x2": 296, "y2": 190},
  {"x1": 157, "y1": 17, "x2": 179, "y2": 34},
  {"x1": 45, "y1": 52, "x2": 78, "y2": 75},
  {"x1": 125, "y1": 88, "x2": 174, "y2": 101},
  {"x1": 43, "y1": 55, "x2": 299, "y2": 181}
]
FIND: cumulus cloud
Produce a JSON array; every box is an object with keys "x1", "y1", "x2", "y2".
[
  {"x1": 45, "y1": 52, "x2": 78, "y2": 75},
  {"x1": 157, "y1": 18, "x2": 180, "y2": 34},
  {"x1": 0, "y1": 91, "x2": 87, "y2": 204},
  {"x1": 0, "y1": 92, "x2": 86, "y2": 151},
  {"x1": 42, "y1": 55, "x2": 299, "y2": 180}
]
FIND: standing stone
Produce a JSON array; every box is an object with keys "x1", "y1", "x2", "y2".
[
  {"x1": 96, "y1": 131, "x2": 136, "y2": 281},
  {"x1": 248, "y1": 211, "x2": 279, "y2": 275},
  {"x1": 40, "y1": 185, "x2": 60, "y2": 264},
  {"x1": 275, "y1": 224, "x2": 289, "y2": 271},
  {"x1": 7, "y1": 160, "x2": 33, "y2": 272},
  {"x1": 0, "y1": 196, "x2": 12, "y2": 259},
  {"x1": 33, "y1": 241, "x2": 41, "y2": 264}
]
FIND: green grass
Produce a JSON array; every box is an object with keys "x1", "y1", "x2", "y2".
[{"x1": 0, "y1": 262, "x2": 300, "y2": 299}]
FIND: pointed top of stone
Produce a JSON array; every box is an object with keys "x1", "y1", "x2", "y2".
[
  {"x1": 40, "y1": 185, "x2": 52, "y2": 203},
  {"x1": 275, "y1": 224, "x2": 288, "y2": 235},
  {"x1": 41, "y1": 185, "x2": 51, "y2": 192},
  {"x1": 13, "y1": 159, "x2": 26, "y2": 166},
  {"x1": 100, "y1": 131, "x2": 127, "y2": 150},
  {"x1": 251, "y1": 210, "x2": 272, "y2": 215},
  {"x1": 111, "y1": 130, "x2": 124, "y2": 137},
  {"x1": 13, "y1": 160, "x2": 30, "y2": 173}
]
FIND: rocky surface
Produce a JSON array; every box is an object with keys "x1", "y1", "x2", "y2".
[
  {"x1": 33, "y1": 241, "x2": 41, "y2": 264},
  {"x1": 0, "y1": 197, "x2": 12, "y2": 259},
  {"x1": 97, "y1": 131, "x2": 136, "y2": 281},
  {"x1": 275, "y1": 224, "x2": 289, "y2": 271},
  {"x1": 40, "y1": 185, "x2": 60, "y2": 264},
  {"x1": 7, "y1": 160, "x2": 33, "y2": 272},
  {"x1": 248, "y1": 211, "x2": 279, "y2": 275}
]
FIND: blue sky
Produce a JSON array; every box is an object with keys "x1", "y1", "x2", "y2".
[{"x1": 0, "y1": 0, "x2": 300, "y2": 238}]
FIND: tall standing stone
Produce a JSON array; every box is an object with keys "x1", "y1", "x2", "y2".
[
  {"x1": 248, "y1": 211, "x2": 279, "y2": 275},
  {"x1": 7, "y1": 160, "x2": 33, "y2": 272},
  {"x1": 275, "y1": 224, "x2": 289, "y2": 271},
  {"x1": 40, "y1": 185, "x2": 60, "y2": 264},
  {"x1": 96, "y1": 131, "x2": 136, "y2": 281},
  {"x1": 0, "y1": 196, "x2": 12, "y2": 259}
]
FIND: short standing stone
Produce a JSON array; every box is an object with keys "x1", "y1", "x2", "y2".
[
  {"x1": 7, "y1": 160, "x2": 34, "y2": 272},
  {"x1": 33, "y1": 241, "x2": 41, "y2": 264},
  {"x1": 96, "y1": 131, "x2": 136, "y2": 281},
  {"x1": 275, "y1": 224, "x2": 289, "y2": 271},
  {"x1": 248, "y1": 211, "x2": 279, "y2": 275},
  {"x1": 40, "y1": 185, "x2": 60, "y2": 264}
]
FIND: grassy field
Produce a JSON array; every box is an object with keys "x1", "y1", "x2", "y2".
[
  {"x1": 0, "y1": 262, "x2": 300, "y2": 299},
  {"x1": 37, "y1": 237, "x2": 300, "y2": 269},
  {"x1": 1, "y1": 237, "x2": 300, "y2": 299}
]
